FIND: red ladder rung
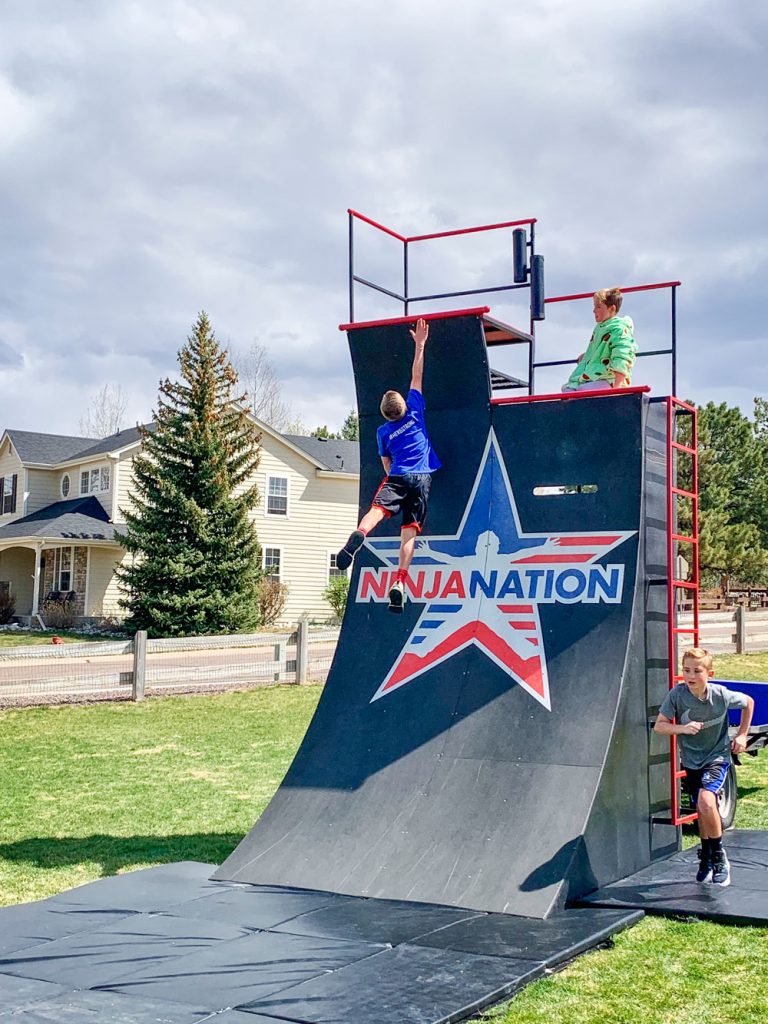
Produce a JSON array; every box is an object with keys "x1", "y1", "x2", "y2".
[
  {"x1": 671, "y1": 486, "x2": 697, "y2": 499},
  {"x1": 672, "y1": 580, "x2": 697, "y2": 590},
  {"x1": 673, "y1": 627, "x2": 696, "y2": 634},
  {"x1": 675, "y1": 812, "x2": 699, "y2": 825},
  {"x1": 672, "y1": 533, "x2": 698, "y2": 545},
  {"x1": 671, "y1": 441, "x2": 697, "y2": 455}
]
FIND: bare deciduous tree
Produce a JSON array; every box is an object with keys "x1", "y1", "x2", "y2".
[
  {"x1": 229, "y1": 340, "x2": 293, "y2": 431},
  {"x1": 78, "y1": 384, "x2": 128, "y2": 438}
]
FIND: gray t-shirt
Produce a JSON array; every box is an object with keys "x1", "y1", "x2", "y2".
[{"x1": 659, "y1": 683, "x2": 748, "y2": 770}]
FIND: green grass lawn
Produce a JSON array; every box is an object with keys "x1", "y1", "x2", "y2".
[
  {"x1": 1, "y1": 654, "x2": 767, "y2": 1022},
  {"x1": 0, "y1": 630, "x2": 113, "y2": 648}
]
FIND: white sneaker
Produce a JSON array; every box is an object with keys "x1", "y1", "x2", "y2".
[{"x1": 388, "y1": 580, "x2": 405, "y2": 613}]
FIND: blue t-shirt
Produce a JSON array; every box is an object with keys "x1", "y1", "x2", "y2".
[{"x1": 377, "y1": 389, "x2": 441, "y2": 475}]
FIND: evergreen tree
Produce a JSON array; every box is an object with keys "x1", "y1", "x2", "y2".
[
  {"x1": 340, "y1": 409, "x2": 359, "y2": 440},
  {"x1": 311, "y1": 424, "x2": 341, "y2": 439},
  {"x1": 678, "y1": 399, "x2": 768, "y2": 586},
  {"x1": 116, "y1": 312, "x2": 263, "y2": 636}
]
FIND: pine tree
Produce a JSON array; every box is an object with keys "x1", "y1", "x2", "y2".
[
  {"x1": 340, "y1": 409, "x2": 359, "y2": 440},
  {"x1": 116, "y1": 312, "x2": 263, "y2": 636}
]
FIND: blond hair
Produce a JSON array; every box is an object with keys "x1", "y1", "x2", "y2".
[
  {"x1": 594, "y1": 287, "x2": 623, "y2": 313},
  {"x1": 682, "y1": 647, "x2": 714, "y2": 671},
  {"x1": 380, "y1": 390, "x2": 406, "y2": 421}
]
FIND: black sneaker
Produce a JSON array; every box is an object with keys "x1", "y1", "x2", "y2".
[
  {"x1": 711, "y1": 850, "x2": 731, "y2": 887},
  {"x1": 388, "y1": 580, "x2": 405, "y2": 613},
  {"x1": 696, "y1": 847, "x2": 712, "y2": 883},
  {"x1": 336, "y1": 530, "x2": 365, "y2": 571}
]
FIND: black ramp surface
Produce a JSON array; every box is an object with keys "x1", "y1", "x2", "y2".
[
  {"x1": 581, "y1": 829, "x2": 768, "y2": 926},
  {"x1": 0, "y1": 868, "x2": 648, "y2": 1023},
  {"x1": 0, "y1": 975, "x2": 69, "y2": 1015},
  {"x1": 411, "y1": 906, "x2": 643, "y2": 968},
  {"x1": 217, "y1": 312, "x2": 671, "y2": 916},
  {"x1": 271, "y1": 897, "x2": 482, "y2": 945},
  {"x1": 45, "y1": 861, "x2": 221, "y2": 913},
  {"x1": 162, "y1": 885, "x2": 354, "y2": 931},
  {"x1": 100, "y1": 930, "x2": 386, "y2": 1014},
  {"x1": 0, "y1": 900, "x2": 135, "y2": 957},
  {"x1": 0, "y1": 913, "x2": 249, "y2": 988},
  {"x1": 0, "y1": 989, "x2": 216, "y2": 1023},
  {"x1": 239, "y1": 943, "x2": 544, "y2": 1024}
]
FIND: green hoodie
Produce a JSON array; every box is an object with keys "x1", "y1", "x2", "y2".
[{"x1": 566, "y1": 315, "x2": 636, "y2": 388}]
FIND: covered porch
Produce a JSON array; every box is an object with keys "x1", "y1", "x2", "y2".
[{"x1": 0, "y1": 497, "x2": 125, "y2": 623}]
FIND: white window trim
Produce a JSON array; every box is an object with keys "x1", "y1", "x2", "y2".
[
  {"x1": 61, "y1": 473, "x2": 71, "y2": 499},
  {"x1": 53, "y1": 545, "x2": 75, "y2": 593},
  {"x1": 265, "y1": 474, "x2": 290, "y2": 518},
  {"x1": 262, "y1": 545, "x2": 284, "y2": 582},
  {"x1": 327, "y1": 549, "x2": 349, "y2": 583},
  {"x1": 79, "y1": 463, "x2": 112, "y2": 496}
]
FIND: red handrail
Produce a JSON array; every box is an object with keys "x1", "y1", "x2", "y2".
[
  {"x1": 545, "y1": 281, "x2": 682, "y2": 304},
  {"x1": 492, "y1": 386, "x2": 651, "y2": 406},
  {"x1": 339, "y1": 306, "x2": 491, "y2": 332},
  {"x1": 347, "y1": 209, "x2": 536, "y2": 244}
]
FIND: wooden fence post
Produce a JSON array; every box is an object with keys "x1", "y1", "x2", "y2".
[
  {"x1": 735, "y1": 605, "x2": 746, "y2": 655},
  {"x1": 132, "y1": 630, "x2": 147, "y2": 701},
  {"x1": 295, "y1": 616, "x2": 309, "y2": 684},
  {"x1": 274, "y1": 640, "x2": 287, "y2": 682}
]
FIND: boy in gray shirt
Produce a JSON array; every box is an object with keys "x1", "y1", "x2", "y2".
[{"x1": 655, "y1": 648, "x2": 753, "y2": 886}]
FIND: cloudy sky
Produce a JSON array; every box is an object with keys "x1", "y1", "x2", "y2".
[{"x1": 1, "y1": 0, "x2": 766, "y2": 437}]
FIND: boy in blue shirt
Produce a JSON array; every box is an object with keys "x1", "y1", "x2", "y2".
[
  {"x1": 336, "y1": 317, "x2": 441, "y2": 613},
  {"x1": 654, "y1": 648, "x2": 753, "y2": 887}
]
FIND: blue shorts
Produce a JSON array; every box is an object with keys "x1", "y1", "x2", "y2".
[{"x1": 682, "y1": 759, "x2": 729, "y2": 805}]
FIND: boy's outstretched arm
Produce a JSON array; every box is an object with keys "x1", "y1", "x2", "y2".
[{"x1": 409, "y1": 317, "x2": 429, "y2": 393}]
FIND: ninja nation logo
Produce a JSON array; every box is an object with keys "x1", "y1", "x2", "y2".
[{"x1": 356, "y1": 431, "x2": 636, "y2": 710}]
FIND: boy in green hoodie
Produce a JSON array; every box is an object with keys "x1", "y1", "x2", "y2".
[{"x1": 562, "y1": 287, "x2": 636, "y2": 391}]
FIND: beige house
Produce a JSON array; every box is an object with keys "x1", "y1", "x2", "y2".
[{"x1": 0, "y1": 422, "x2": 359, "y2": 626}]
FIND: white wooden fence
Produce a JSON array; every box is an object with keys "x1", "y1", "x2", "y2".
[
  {"x1": 0, "y1": 622, "x2": 340, "y2": 704},
  {"x1": 678, "y1": 608, "x2": 768, "y2": 654}
]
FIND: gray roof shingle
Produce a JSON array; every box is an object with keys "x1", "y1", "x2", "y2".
[
  {"x1": 282, "y1": 435, "x2": 359, "y2": 475},
  {"x1": 71, "y1": 423, "x2": 153, "y2": 460},
  {"x1": 6, "y1": 430, "x2": 100, "y2": 465},
  {"x1": 0, "y1": 496, "x2": 116, "y2": 543}
]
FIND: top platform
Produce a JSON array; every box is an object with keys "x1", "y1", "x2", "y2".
[{"x1": 339, "y1": 306, "x2": 534, "y2": 347}]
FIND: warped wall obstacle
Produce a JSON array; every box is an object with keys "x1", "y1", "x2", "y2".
[{"x1": 216, "y1": 308, "x2": 677, "y2": 918}]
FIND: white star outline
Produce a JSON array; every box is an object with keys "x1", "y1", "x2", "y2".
[{"x1": 360, "y1": 429, "x2": 637, "y2": 709}]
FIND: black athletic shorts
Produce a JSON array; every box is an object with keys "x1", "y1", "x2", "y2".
[
  {"x1": 371, "y1": 473, "x2": 432, "y2": 532},
  {"x1": 682, "y1": 759, "x2": 729, "y2": 805}
]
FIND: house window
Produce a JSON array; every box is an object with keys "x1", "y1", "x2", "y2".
[
  {"x1": 80, "y1": 466, "x2": 110, "y2": 495},
  {"x1": 263, "y1": 547, "x2": 282, "y2": 580},
  {"x1": 54, "y1": 547, "x2": 73, "y2": 592},
  {"x1": 267, "y1": 476, "x2": 288, "y2": 516},
  {"x1": 1, "y1": 474, "x2": 16, "y2": 515},
  {"x1": 328, "y1": 552, "x2": 348, "y2": 581},
  {"x1": 61, "y1": 474, "x2": 71, "y2": 498}
]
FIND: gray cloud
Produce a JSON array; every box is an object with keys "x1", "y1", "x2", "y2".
[{"x1": 0, "y1": 0, "x2": 766, "y2": 434}]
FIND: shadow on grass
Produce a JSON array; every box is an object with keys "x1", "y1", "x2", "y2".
[
  {"x1": 738, "y1": 784, "x2": 765, "y2": 798},
  {"x1": 0, "y1": 833, "x2": 245, "y2": 877}
]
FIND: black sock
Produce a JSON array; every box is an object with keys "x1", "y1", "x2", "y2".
[{"x1": 710, "y1": 836, "x2": 723, "y2": 855}]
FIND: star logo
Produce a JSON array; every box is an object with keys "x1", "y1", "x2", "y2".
[{"x1": 357, "y1": 430, "x2": 636, "y2": 710}]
